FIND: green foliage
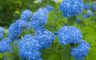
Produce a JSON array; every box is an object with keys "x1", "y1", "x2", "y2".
[
  {"x1": 41, "y1": 37, "x2": 71, "y2": 60},
  {"x1": 45, "y1": 2, "x2": 96, "y2": 59},
  {"x1": 45, "y1": 9, "x2": 68, "y2": 32},
  {"x1": 0, "y1": 0, "x2": 56, "y2": 26}
]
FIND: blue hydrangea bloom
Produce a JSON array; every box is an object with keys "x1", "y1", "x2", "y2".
[
  {"x1": 2, "y1": 38, "x2": 11, "y2": 44},
  {"x1": 58, "y1": 26, "x2": 82, "y2": 45},
  {"x1": 27, "y1": 21, "x2": 45, "y2": 30},
  {"x1": 20, "y1": 50, "x2": 42, "y2": 60},
  {"x1": 18, "y1": 35, "x2": 41, "y2": 51},
  {"x1": 83, "y1": 14, "x2": 90, "y2": 18},
  {"x1": 18, "y1": 35, "x2": 42, "y2": 60},
  {"x1": 83, "y1": 4, "x2": 90, "y2": 10},
  {"x1": 0, "y1": 27, "x2": 4, "y2": 40},
  {"x1": 31, "y1": 6, "x2": 53, "y2": 30},
  {"x1": 0, "y1": 39, "x2": 11, "y2": 53},
  {"x1": 60, "y1": 0, "x2": 83, "y2": 17},
  {"x1": 29, "y1": 21, "x2": 45, "y2": 31},
  {"x1": 8, "y1": 20, "x2": 27, "y2": 40},
  {"x1": 91, "y1": 3, "x2": 96, "y2": 12},
  {"x1": 34, "y1": 27, "x2": 46, "y2": 34},
  {"x1": 71, "y1": 40, "x2": 90, "y2": 60},
  {"x1": 35, "y1": 29, "x2": 55, "y2": 49},
  {"x1": 20, "y1": 9, "x2": 32, "y2": 21}
]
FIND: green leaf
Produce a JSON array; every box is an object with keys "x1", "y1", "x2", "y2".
[
  {"x1": 60, "y1": 45, "x2": 71, "y2": 60},
  {"x1": 47, "y1": 53, "x2": 60, "y2": 60},
  {"x1": 0, "y1": 53, "x2": 3, "y2": 59},
  {"x1": 80, "y1": 26, "x2": 96, "y2": 60}
]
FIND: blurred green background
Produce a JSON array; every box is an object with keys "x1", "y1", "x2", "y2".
[
  {"x1": 0, "y1": 0, "x2": 95, "y2": 26},
  {"x1": 0, "y1": 0, "x2": 57, "y2": 26}
]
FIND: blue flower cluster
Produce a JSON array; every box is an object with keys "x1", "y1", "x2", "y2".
[
  {"x1": 0, "y1": 3, "x2": 91, "y2": 60},
  {"x1": 30, "y1": 6, "x2": 53, "y2": 30},
  {"x1": 58, "y1": 26, "x2": 82, "y2": 45},
  {"x1": 60, "y1": 0, "x2": 83, "y2": 17},
  {"x1": 58, "y1": 26, "x2": 90, "y2": 60},
  {"x1": 2, "y1": 38, "x2": 11, "y2": 44},
  {"x1": 35, "y1": 29, "x2": 55, "y2": 49},
  {"x1": 8, "y1": 9, "x2": 33, "y2": 40},
  {"x1": 0, "y1": 27, "x2": 4, "y2": 40},
  {"x1": 18, "y1": 29, "x2": 55, "y2": 60},
  {"x1": 18, "y1": 35, "x2": 42, "y2": 60},
  {"x1": 71, "y1": 40, "x2": 90, "y2": 60},
  {"x1": 83, "y1": 2, "x2": 96, "y2": 18},
  {"x1": 83, "y1": 4, "x2": 91, "y2": 10},
  {"x1": 0, "y1": 38, "x2": 11, "y2": 53},
  {"x1": 20, "y1": 9, "x2": 32, "y2": 21},
  {"x1": 83, "y1": 14, "x2": 90, "y2": 18},
  {"x1": 18, "y1": 6, "x2": 54, "y2": 60},
  {"x1": 0, "y1": 27, "x2": 12, "y2": 53},
  {"x1": 8, "y1": 20, "x2": 27, "y2": 40},
  {"x1": 82, "y1": 9, "x2": 95, "y2": 19}
]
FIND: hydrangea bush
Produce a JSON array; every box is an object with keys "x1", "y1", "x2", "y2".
[{"x1": 1, "y1": 0, "x2": 96, "y2": 60}]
